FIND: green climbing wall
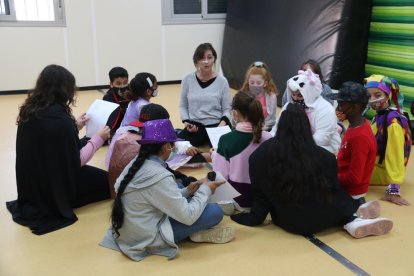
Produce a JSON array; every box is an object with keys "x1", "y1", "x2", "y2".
[{"x1": 365, "y1": 0, "x2": 414, "y2": 119}]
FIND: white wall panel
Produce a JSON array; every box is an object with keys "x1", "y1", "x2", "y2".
[{"x1": 0, "y1": 0, "x2": 224, "y2": 91}]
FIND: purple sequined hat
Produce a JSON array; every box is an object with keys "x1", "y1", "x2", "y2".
[{"x1": 138, "y1": 119, "x2": 183, "y2": 144}]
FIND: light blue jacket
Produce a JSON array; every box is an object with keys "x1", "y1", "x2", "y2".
[{"x1": 100, "y1": 157, "x2": 211, "y2": 261}]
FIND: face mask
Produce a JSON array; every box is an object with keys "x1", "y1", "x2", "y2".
[
  {"x1": 336, "y1": 105, "x2": 353, "y2": 122},
  {"x1": 368, "y1": 96, "x2": 386, "y2": 109},
  {"x1": 292, "y1": 99, "x2": 307, "y2": 109},
  {"x1": 151, "y1": 89, "x2": 158, "y2": 97},
  {"x1": 249, "y1": 85, "x2": 264, "y2": 96},
  {"x1": 336, "y1": 111, "x2": 347, "y2": 122},
  {"x1": 114, "y1": 86, "x2": 128, "y2": 93}
]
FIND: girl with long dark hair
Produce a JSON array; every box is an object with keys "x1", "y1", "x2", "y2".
[
  {"x1": 6, "y1": 64, "x2": 111, "y2": 235},
  {"x1": 101, "y1": 119, "x2": 234, "y2": 261},
  {"x1": 231, "y1": 104, "x2": 393, "y2": 238}
]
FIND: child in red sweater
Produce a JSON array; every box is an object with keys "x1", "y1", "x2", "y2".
[{"x1": 327, "y1": 82, "x2": 376, "y2": 204}]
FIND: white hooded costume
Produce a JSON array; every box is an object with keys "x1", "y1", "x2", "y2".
[{"x1": 271, "y1": 69, "x2": 341, "y2": 155}]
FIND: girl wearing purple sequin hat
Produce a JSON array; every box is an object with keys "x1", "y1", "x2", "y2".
[{"x1": 101, "y1": 119, "x2": 235, "y2": 261}]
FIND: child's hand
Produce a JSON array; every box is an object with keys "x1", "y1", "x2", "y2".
[
  {"x1": 186, "y1": 146, "x2": 201, "y2": 156},
  {"x1": 201, "y1": 152, "x2": 212, "y2": 163},
  {"x1": 97, "y1": 126, "x2": 111, "y2": 141},
  {"x1": 186, "y1": 181, "x2": 202, "y2": 195},
  {"x1": 218, "y1": 120, "x2": 227, "y2": 127},
  {"x1": 76, "y1": 113, "x2": 89, "y2": 130},
  {"x1": 205, "y1": 180, "x2": 225, "y2": 194},
  {"x1": 185, "y1": 123, "x2": 198, "y2": 133}
]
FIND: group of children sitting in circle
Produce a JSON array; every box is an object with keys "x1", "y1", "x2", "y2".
[{"x1": 6, "y1": 42, "x2": 413, "y2": 262}]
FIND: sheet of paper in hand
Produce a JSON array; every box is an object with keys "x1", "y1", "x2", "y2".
[
  {"x1": 207, "y1": 171, "x2": 241, "y2": 203},
  {"x1": 85, "y1": 99, "x2": 119, "y2": 138},
  {"x1": 206, "y1": 125, "x2": 231, "y2": 149},
  {"x1": 166, "y1": 154, "x2": 193, "y2": 170}
]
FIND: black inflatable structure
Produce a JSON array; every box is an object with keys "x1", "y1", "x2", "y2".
[{"x1": 221, "y1": 0, "x2": 373, "y2": 102}]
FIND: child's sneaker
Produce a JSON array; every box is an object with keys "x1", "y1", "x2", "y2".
[
  {"x1": 190, "y1": 225, "x2": 235, "y2": 244},
  {"x1": 218, "y1": 201, "x2": 235, "y2": 216},
  {"x1": 344, "y1": 218, "x2": 393, "y2": 239},
  {"x1": 356, "y1": 200, "x2": 381, "y2": 219}
]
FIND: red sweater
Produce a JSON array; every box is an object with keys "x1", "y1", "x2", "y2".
[{"x1": 337, "y1": 120, "x2": 376, "y2": 196}]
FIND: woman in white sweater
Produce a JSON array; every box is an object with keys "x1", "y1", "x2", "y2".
[{"x1": 178, "y1": 43, "x2": 232, "y2": 146}]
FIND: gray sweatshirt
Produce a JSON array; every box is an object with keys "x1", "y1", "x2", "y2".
[
  {"x1": 100, "y1": 157, "x2": 212, "y2": 261},
  {"x1": 179, "y1": 72, "x2": 231, "y2": 126}
]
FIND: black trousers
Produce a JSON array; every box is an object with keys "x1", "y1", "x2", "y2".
[
  {"x1": 177, "y1": 123, "x2": 220, "y2": 147},
  {"x1": 74, "y1": 165, "x2": 110, "y2": 207}
]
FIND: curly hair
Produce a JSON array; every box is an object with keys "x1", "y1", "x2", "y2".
[{"x1": 17, "y1": 64, "x2": 76, "y2": 124}]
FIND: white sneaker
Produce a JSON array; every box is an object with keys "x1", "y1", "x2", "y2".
[
  {"x1": 218, "y1": 201, "x2": 235, "y2": 216},
  {"x1": 190, "y1": 225, "x2": 235, "y2": 244},
  {"x1": 344, "y1": 218, "x2": 393, "y2": 239},
  {"x1": 356, "y1": 200, "x2": 381, "y2": 219},
  {"x1": 233, "y1": 201, "x2": 247, "y2": 212}
]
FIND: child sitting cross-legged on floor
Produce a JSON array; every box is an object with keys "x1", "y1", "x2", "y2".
[
  {"x1": 101, "y1": 119, "x2": 235, "y2": 262},
  {"x1": 231, "y1": 103, "x2": 393, "y2": 239},
  {"x1": 212, "y1": 91, "x2": 272, "y2": 214}
]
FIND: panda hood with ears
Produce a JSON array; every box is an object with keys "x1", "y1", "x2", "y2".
[{"x1": 286, "y1": 69, "x2": 322, "y2": 108}]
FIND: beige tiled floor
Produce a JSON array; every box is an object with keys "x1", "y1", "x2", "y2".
[{"x1": 1, "y1": 86, "x2": 413, "y2": 275}]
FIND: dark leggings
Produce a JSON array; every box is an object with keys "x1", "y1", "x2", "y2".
[{"x1": 74, "y1": 165, "x2": 110, "y2": 208}]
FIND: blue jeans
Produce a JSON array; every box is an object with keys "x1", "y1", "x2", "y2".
[{"x1": 169, "y1": 203, "x2": 224, "y2": 243}]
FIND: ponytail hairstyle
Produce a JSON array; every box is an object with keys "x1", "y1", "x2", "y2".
[
  {"x1": 125, "y1": 72, "x2": 157, "y2": 101},
  {"x1": 232, "y1": 91, "x2": 264, "y2": 143},
  {"x1": 240, "y1": 61, "x2": 279, "y2": 96},
  {"x1": 111, "y1": 143, "x2": 164, "y2": 237}
]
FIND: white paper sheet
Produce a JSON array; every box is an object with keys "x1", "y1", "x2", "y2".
[
  {"x1": 206, "y1": 125, "x2": 231, "y2": 149},
  {"x1": 85, "y1": 99, "x2": 119, "y2": 138},
  {"x1": 207, "y1": 171, "x2": 241, "y2": 203},
  {"x1": 166, "y1": 154, "x2": 193, "y2": 170}
]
